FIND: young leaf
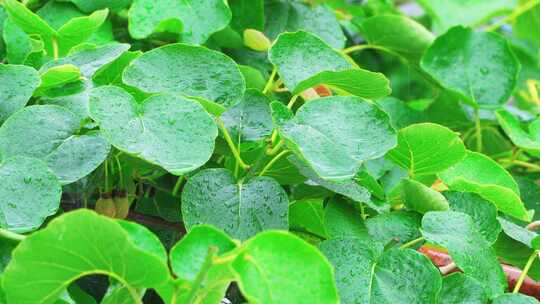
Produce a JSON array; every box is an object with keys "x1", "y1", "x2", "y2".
[
  {"x1": 181, "y1": 168, "x2": 288, "y2": 240},
  {"x1": 2, "y1": 210, "x2": 170, "y2": 303},
  {"x1": 445, "y1": 191, "x2": 501, "y2": 244},
  {"x1": 422, "y1": 211, "x2": 507, "y2": 297},
  {"x1": 387, "y1": 123, "x2": 466, "y2": 177},
  {"x1": 496, "y1": 109, "x2": 540, "y2": 157},
  {"x1": 42, "y1": 43, "x2": 130, "y2": 77},
  {"x1": 356, "y1": 14, "x2": 434, "y2": 63},
  {"x1": 0, "y1": 157, "x2": 61, "y2": 233},
  {"x1": 282, "y1": 96, "x2": 396, "y2": 180},
  {"x1": 123, "y1": 43, "x2": 245, "y2": 110},
  {"x1": 2, "y1": 0, "x2": 56, "y2": 42},
  {"x1": 320, "y1": 238, "x2": 441, "y2": 304},
  {"x1": 36, "y1": 64, "x2": 81, "y2": 92},
  {"x1": 0, "y1": 105, "x2": 110, "y2": 184},
  {"x1": 401, "y1": 179, "x2": 449, "y2": 213},
  {"x1": 232, "y1": 231, "x2": 339, "y2": 303},
  {"x1": 56, "y1": 9, "x2": 108, "y2": 56},
  {"x1": 169, "y1": 225, "x2": 236, "y2": 281},
  {"x1": 89, "y1": 86, "x2": 217, "y2": 175},
  {"x1": 221, "y1": 89, "x2": 273, "y2": 142},
  {"x1": 439, "y1": 151, "x2": 529, "y2": 221},
  {"x1": 128, "y1": 0, "x2": 231, "y2": 44},
  {"x1": 438, "y1": 273, "x2": 488, "y2": 304},
  {"x1": 0, "y1": 64, "x2": 40, "y2": 123},
  {"x1": 421, "y1": 26, "x2": 520, "y2": 109}
]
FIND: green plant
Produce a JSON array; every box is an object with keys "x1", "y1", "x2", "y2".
[{"x1": 1, "y1": 0, "x2": 540, "y2": 303}]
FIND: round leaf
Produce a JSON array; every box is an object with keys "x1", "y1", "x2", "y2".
[
  {"x1": 0, "y1": 64, "x2": 40, "y2": 123},
  {"x1": 232, "y1": 231, "x2": 339, "y2": 303},
  {"x1": 0, "y1": 105, "x2": 110, "y2": 184},
  {"x1": 181, "y1": 168, "x2": 289, "y2": 240},
  {"x1": 421, "y1": 26, "x2": 519, "y2": 109},
  {"x1": 90, "y1": 86, "x2": 217, "y2": 175},
  {"x1": 282, "y1": 96, "x2": 396, "y2": 180},
  {"x1": 387, "y1": 123, "x2": 466, "y2": 176},
  {"x1": 123, "y1": 43, "x2": 245, "y2": 109},
  {"x1": 0, "y1": 157, "x2": 61, "y2": 233}
]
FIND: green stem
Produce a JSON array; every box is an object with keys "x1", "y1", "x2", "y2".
[
  {"x1": 513, "y1": 250, "x2": 539, "y2": 293},
  {"x1": 104, "y1": 159, "x2": 109, "y2": 193},
  {"x1": 512, "y1": 160, "x2": 540, "y2": 171},
  {"x1": 474, "y1": 108, "x2": 483, "y2": 153},
  {"x1": 186, "y1": 246, "x2": 218, "y2": 304},
  {"x1": 342, "y1": 44, "x2": 391, "y2": 55},
  {"x1": 52, "y1": 37, "x2": 59, "y2": 60},
  {"x1": 259, "y1": 150, "x2": 290, "y2": 176},
  {"x1": 399, "y1": 237, "x2": 425, "y2": 249},
  {"x1": 216, "y1": 118, "x2": 250, "y2": 170},
  {"x1": 172, "y1": 176, "x2": 185, "y2": 197},
  {"x1": 359, "y1": 202, "x2": 367, "y2": 220},
  {"x1": 287, "y1": 94, "x2": 300, "y2": 110},
  {"x1": 267, "y1": 139, "x2": 285, "y2": 156},
  {"x1": 486, "y1": 0, "x2": 540, "y2": 32},
  {"x1": 115, "y1": 155, "x2": 124, "y2": 188},
  {"x1": 0, "y1": 228, "x2": 26, "y2": 242},
  {"x1": 262, "y1": 67, "x2": 277, "y2": 94}
]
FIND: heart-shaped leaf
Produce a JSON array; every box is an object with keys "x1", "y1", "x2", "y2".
[
  {"x1": 387, "y1": 123, "x2": 466, "y2": 177},
  {"x1": 123, "y1": 43, "x2": 245, "y2": 111},
  {"x1": 0, "y1": 105, "x2": 110, "y2": 184},
  {"x1": 181, "y1": 168, "x2": 288, "y2": 240},
  {"x1": 0, "y1": 64, "x2": 40, "y2": 123},
  {"x1": 233, "y1": 231, "x2": 339, "y2": 303},
  {"x1": 421, "y1": 26, "x2": 520, "y2": 109},
  {"x1": 0, "y1": 157, "x2": 61, "y2": 233},
  {"x1": 439, "y1": 151, "x2": 528, "y2": 221},
  {"x1": 282, "y1": 96, "x2": 396, "y2": 180},
  {"x1": 2, "y1": 210, "x2": 170, "y2": 303},
  {"x1": 422, "y1": 211, "x2": 507, "y2": 297},
  {"x1": 89, "y1": 85, "x2": 217, "y2": 175}
]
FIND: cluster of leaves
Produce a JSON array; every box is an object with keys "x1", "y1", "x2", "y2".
[{"x1": 1, "y1": 0, "x2": 540, "y2": 303}]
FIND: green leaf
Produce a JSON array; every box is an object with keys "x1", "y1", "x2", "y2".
[
  {"x1": 68, "y1": 0, "x2": 132, "y2": 13},
  {"x1": 128, "y1": 0, "x2": 231, "y2": 44},
  {"x1": 356, "y1": 14, "x2": 434, "y2": 63},
  {"x1": 417, "y1": 0, "x2": 517, "y2": 33},
  {"x1": 320, "y1": 238, "x2": 441, "y2": 304},
  {"x1": 169, "y1": 225, "x2": 236, "y2": 281},
  {"x1": 123, "y1": 43, "x2": 245, "y2": 109},
  {"x1": 232, "y1": 231, "x2": 339, "y2": 303},
  {"x1": 0, "y1": 105, "x2": 110, "y2": 184},
  {"x1": 37, "y1": 64, "x2": 81, "y2": 92},
  {"x1": 365, "y1": 211, "x2": 422, "y2": 246},
  {"x1": 514, "y1": 2, "x2": 540, "y2": 46},
  {"x1": 229, "y1": 0, "x2": 264, "y2": 32},
  {"x1": 421, "y1": 211, "x2": 507, "y2": 297},
  {"x1": 182, "y1": 168, "x2": 288, "y2": 240},
  {"x1": 492, "y1": 293, "x2": 540, "y2": 304},
  {"x1": 2, "y1": 210, "x2": 170, "y2": 303},
  {"x1": 498, "y1": 217, "x2": 536, "y2": 248},
  {"x1": 445, "y1": 191, "x2": 501, "y2": 244},
  {"x1": 2, "y1": 19, "x2": 41, "y2": 65},
  {"x1": 288, "y1": 155, "x2": 372, "y2": 205},
  {"x1": 56, "y1": 9, "x2": 108, "y2": 56},
  {"x1": 438, "y1": 273, "x2": 488, "y2": 304},
  {"x1": 0, "y1": 157, "x2": 61, "y2": 233},
  {"x1": 496, "y1": 109, "x2": 540, "y2": 157},
  {"x1": 221, "y1": 89, "x2": 273, "y2": 142},
  {"x1": 401, "y1": 179, "x2": 449, "y2": 214},
  {"x1": 0, "y1": 64, "x2": 40, "y2": 123},
  {"x1": 324, "y1": 198, "x2": 367, "y2": 239},
  {"x1": 89, "y1": 86, "x2": 217, "y2": 175},
  {"x1": 293, "y1": 69, "x2": 391, "y2": 100},
  {"x1": 42, "y1": 43, "x2": 130, "y2": 77},
  {"x1": 439, "y1": 151, "x2": 529, "y2": 221},
  {"x1": 378, "y1": 97, "x2": 427, "y2": 130},
  {"x1": 268, "y1": 31, "x2": 352, "y2": 92},
  {"x1": 2, "y1": 0, "x2": 56, "y2": 41},
  {"x1": 387, "y1": 123, "x2": 466, "y2": 176},
  {"x1": 289, "y1": 199, "x2": 327, "y2": 238},
  {"x1": 282, "y1": 96, "x2": 396, "y2": 180},
  {"x1": 420, "y1": 26, "x2": 520, "y2": 109}
]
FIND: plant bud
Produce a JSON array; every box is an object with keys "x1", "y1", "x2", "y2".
[
  {"x1": 243, "y1": 29, "x2": 271, "y2": 52},
  {"x1": 114, "y1": 191, "x2": 130, "y2": 219},
  {"x1": 95, "y1": 195, "x2": 116, "y2": 218}
]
